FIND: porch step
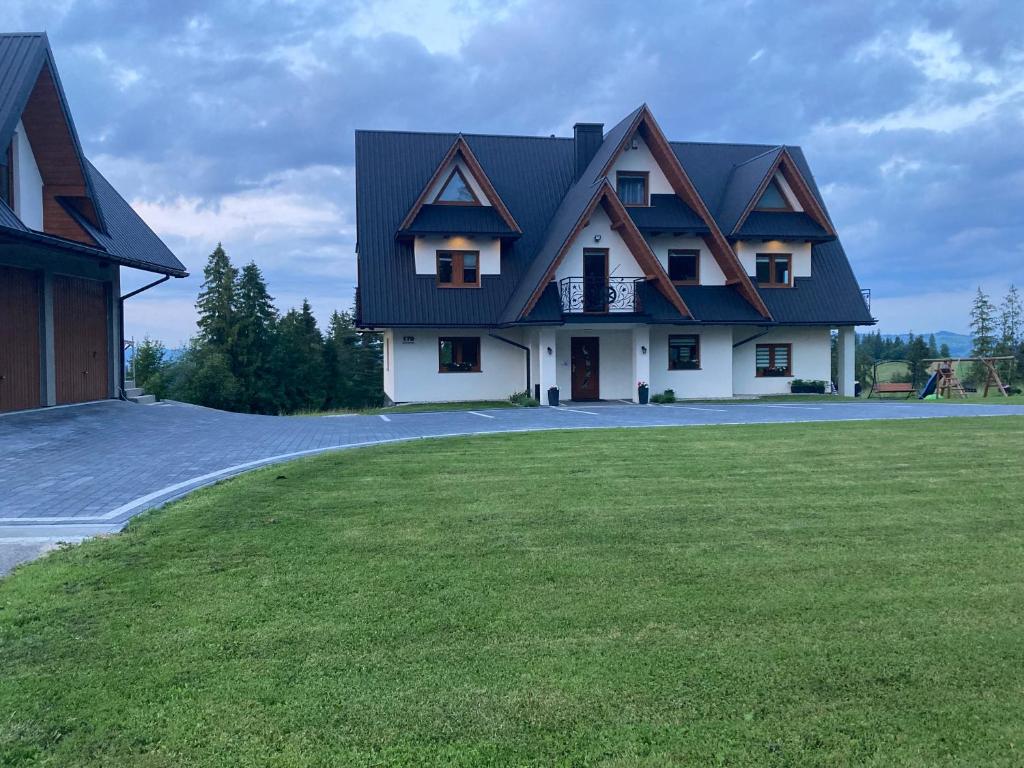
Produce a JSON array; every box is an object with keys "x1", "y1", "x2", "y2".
[
  {"x1": 124, "y1": 387, "x2": 144, "y2": 398},
  {"x1": 128, "y1": 394, "x2": 157, "y2": 405},
  {"x1": 124, "y1": 379, "x2": 136, "y2": 389}
]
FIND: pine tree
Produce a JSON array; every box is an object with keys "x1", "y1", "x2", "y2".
[
  {"x1": 927, "y1": 334, "x2": 938, "y2": 358},
  {"x1": 273, "y1": 300, "x2": 327, "y2": 413},
  {"x1": 906, "y1": 333, "x2": 929, "y2": 386},
  {"x1": 195, "y1": 243, "x2": 238, "y2": 351},
  {"x1": 235, "y1": 262, "x2": 278, "y2": 412},
  {"x1": 970, "y1": 288, "x2": 997, "y2": 357},
  {"x1": 969, "y1": 287, "x2": 997, "y2": 385},
  {"x1": 1000, "y1": 285, "x2": 1022, "y2": 347},
  {"x1": 939, "y1": 342, "x2": 951, "y2": 358}
]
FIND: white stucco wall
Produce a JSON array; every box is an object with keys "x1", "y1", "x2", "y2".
[
  {"x1": 648, "y1": 326, "x2": 734, "y2": 398},
  {"x1": 383, "y1": 329, "x2": 396, "y2": 397},
  {"x1": 555, "y1": 206, "x2": 645, "y2": 282},
  {"x1": 13, "y1": 119, "x2": 44, "y2": 231},
  {"x1": 386, "y1": 328, "x2": 528, "y2": 402},
  {"x1": 731, "y1": 326, "x2": 832, "y2": 395},
  {"x1": 413, "y1": 235, "x2": 501, "y2": 276},
  {"x1": 606, "y1": 133, "x2": 673, "y2": 196},
  {"x1": 424, "y1": 159, "x2": 491, "y2": 205},
  {"x1": 647, "y1": 234, "x2": 726, "y2": 286},
  {"x1": 553, "y1": 327, "x2": 635, "y2": 401},
  {"x1": 735, "y1": 240, "x2": 812, "y2": 279}
]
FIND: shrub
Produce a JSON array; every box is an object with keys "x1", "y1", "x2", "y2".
[
  {"x1": 650, "y1": 389, "x2": 676, "y2": 404},
  {"x1": 790, "y1": 379, "x2": 828, "y2": 394},
  {"x1": 509, "y1": 390, "x2": 539, "y2": 407}
]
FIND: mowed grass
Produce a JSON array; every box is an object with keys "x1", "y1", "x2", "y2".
[{"x1": 3, "y1": 418, "x2": 1024, "y2": 766}]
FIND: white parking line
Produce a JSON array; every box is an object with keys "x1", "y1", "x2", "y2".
[
  {"x1": 673, "y1": 406, "x2": 728, "y2": 412},
  {"x1": 560, "y1": 408, "x2": 599, "y2": 415},
  {"x1": 468, "y1": 411, "x2": 495, "y2": 419},
  {"x1": 379, "y1": 414, "x2": 391, "y2": 422}
]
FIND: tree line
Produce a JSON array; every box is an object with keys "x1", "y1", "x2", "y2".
[
  {"x1": 132, "y1": 244, "x2": 384, "y2": 413},
  {"x1": 855, "y1": 285, "x2": 1023, "y2": 388}
]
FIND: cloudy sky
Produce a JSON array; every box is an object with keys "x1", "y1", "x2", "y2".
[{"x1": 4, "y1": 0, "x2": 1023, "y2": 343}]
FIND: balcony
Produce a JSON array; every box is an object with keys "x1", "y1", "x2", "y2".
[{"x1": 559, "y1": 277, "x2": 644, "y2": 314}]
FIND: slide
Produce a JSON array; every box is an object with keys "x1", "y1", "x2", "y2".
[{"x1": 918, "y1": 371, "x2": 939, "y2": 399}]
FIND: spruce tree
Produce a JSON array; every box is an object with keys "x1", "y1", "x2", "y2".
[
  {"x1": 927, "y1": 334, "x2": 938, "y2": 358},
  {"x1": 969, "y1": 287, "x2": 997, "y2": 385},
  {"x1": 235, "y1": 262, "x2": 278, "y2": 412},
  {"x1": 195, "y1": 243, "x2": 238, "y2": 351},
  {"x1": 274, "y1": 300, "x2": 327, "y2": 413}
]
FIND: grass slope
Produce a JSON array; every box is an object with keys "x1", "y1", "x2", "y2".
[{"x1": 3, "y1": 418, "x2": 1024, "y2": 766}]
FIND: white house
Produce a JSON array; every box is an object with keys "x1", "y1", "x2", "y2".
[{"x1": 355, "y1": 105, "x2": 873, "y2": 403}]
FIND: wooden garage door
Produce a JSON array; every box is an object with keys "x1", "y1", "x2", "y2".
[
  {"x1": 54, "y1": 274, "x2": 110, "y2": 404},
  {"x1": 0, "y1": 266, "x2": 43, "y2": 412}
]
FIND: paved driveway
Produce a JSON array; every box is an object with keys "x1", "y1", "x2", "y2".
[{"x1": 3, "y1": 398, "x2": 1023, "y2": 573}]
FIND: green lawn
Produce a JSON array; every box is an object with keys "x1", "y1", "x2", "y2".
[{"x1": 3, "y1": 418, "x2": 1024, "y2": 766}]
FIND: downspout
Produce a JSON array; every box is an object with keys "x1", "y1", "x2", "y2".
[
  {"x1": 732, "y1": 327, "x2": 772, "y2": 349},
  {"x1": 118, "y1": 274, "x2": 171, "y2": 398},
  {"x1": 488, "y1": 332, "x2": 530, "y2": 395}
]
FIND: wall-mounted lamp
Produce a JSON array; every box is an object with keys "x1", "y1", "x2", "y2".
[
  {"x1": 547, "y1": 346, "x2": 553, "y2": 356},
  {"x1": 641, "y1": 345, "x2": 648, "y2": 355},
  {"x1": 593, "y1": 234, "x2": 602, "y2": 243}
]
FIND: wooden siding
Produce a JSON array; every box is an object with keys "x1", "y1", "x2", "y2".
[
  {"x1": 0, "y1": 265, "x2": 42, "y2": 412},
  {"x1": 53, "y1": 274, "x2": 110, "y2": 404},
  {"x1": 19, "y1": 63, "x2": 99, "y2": 243}
]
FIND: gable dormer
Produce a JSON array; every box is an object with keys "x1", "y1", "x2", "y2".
[
  {"x1": 753, "y1": 173, "x2": 802, "y2": 212},
  {"x1": 732, "y1": 148, "x2": 833, "y2": 237},
  {"x1": 398, "y1": 135, "x2": 520, "y2": 237},
  {"x1": 607, "y1": 131, "x2": 674, "y2": 207}
]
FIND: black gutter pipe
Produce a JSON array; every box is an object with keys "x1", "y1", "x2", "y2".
[
  {"x1": 118, "y1": 275, "x2": 172, "y2": 397},
  {"x1": 488, "y1": 332, "x2": 530, "y2": 395},
  {"x1": 732, "y1": 328, "x2": 772, "y2": 349}
]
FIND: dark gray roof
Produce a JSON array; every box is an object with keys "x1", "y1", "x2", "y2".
[
  {"x1": 0, "y1": 35, "x2": 185, "y2": 276},
  {"x1": 628, "y1": 194, "x2": 707, "y2": 233},
  {"x1": 0, "y1": 34, "x2": 46, "y2": 157},
  {"x1": 714, "y1": 147, "x2": 782, "y2": 235},
  {"x1": 0, "y1": 200, "x2": 27, "y2": 230},
  {"x1": 357, "y1": 130, "x2": 575, "y2": 327},
  {"x1": 357, "y1": 114, "x2": 871, "y2": 328},
  {"x1": 759, "y1": 240, "x2": 872, "y2": 325},
  {"x1": 57, "y1": 160, "x2": 187, "y2": 276},
  {"x1": 399, "y1": 203, "x2": 518, "y2": 237},
  {"x1": 735, "y1": 211, "x2": 832, "y2": 241}
]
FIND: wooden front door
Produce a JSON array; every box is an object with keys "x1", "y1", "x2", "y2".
[
  {"x1": 570, "y1": 337, "x2": 600, "y2": 401},
  {"x1": 54, "y1": 275, "x2": 110, "y2": 404},
  {"x1": 0, "y1": 266, "x2": 42, "y2": 412}
]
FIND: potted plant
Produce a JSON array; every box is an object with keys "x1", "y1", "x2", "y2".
[
  {"x1": 547, "y1": 386, "x2": 559, "y2": 407},
  {"x1": 637, "y1": 381, "x2": 649, "y2": 405}
]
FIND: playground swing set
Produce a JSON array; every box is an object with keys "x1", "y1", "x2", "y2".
[{"x1": 867, "y1": 356, "x2": 1016, "y2": 400}]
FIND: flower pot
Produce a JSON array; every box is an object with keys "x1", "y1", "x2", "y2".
[
  {"x1": 638, "y1": 385, "x2": 649, "y2": 405},
  {"x1": 547, "y1": 387, "x2": 559, "y2": 407}
]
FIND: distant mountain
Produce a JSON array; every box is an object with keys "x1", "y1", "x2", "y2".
[{"x1": 880, "y1": 331, "x2": 973, "y2": 357}]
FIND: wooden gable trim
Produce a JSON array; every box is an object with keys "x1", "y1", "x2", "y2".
[
  {"x1": 18, "y1": 61, "x2": 100, "y2": 243},
  {"x1": 398, "y1": 135, "x2": 521, "y2": 233},
  {"x1": 621, "y1": 106, "x2": 772, "y2": 319},
  {"x1": 731, "y1": 149, "x2": 835, "y2": 237},
  {"x1": 519, "y1": 181, "x2": 691, "y2": 320}
]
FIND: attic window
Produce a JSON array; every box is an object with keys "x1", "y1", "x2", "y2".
[
  {"x1": 616, "y1": 171, "x2": 648, "y2": 206},
  {"x1": 755, "y1": 178, "x2": 791, "y2": 211},
  {"x1": 434, "y1": 166, "x2": 480, "y2": 205}
]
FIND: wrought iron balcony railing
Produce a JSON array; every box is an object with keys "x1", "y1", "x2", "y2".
[{"x1": 559, "y1": 277, "x2": 644, "y2": 314}]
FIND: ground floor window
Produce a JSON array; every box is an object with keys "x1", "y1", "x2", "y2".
[
  {"x1": 756, "y1": 343, "x2": 792, "y2": 376},
  {"x1": 668, "y1": 334, "x2": 700, "y2": 370},
  {"x1": 438, "y1": 336, "x2": 481, "y2": 372}
]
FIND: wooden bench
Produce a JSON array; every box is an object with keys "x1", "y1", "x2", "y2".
[{"x1": 870, "y1": 382, "x2": 915, "y2": 399}]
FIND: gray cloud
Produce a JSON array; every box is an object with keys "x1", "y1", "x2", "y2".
[{"x1": 4, "y1": 0, "x2": 1023, "y2": 340}]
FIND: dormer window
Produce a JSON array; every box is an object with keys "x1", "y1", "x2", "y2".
[
  {"x1": 756, "y1": 253, "x2": 792, "y2": 287},
  {"x1": 437, "y1": 250, "x2": 480, "y2": 288},
  {"x1": 434, "y1": 167, "x2": 480, "y2": 205},
  {"x1": 754, "y1": 178, "x2": 792, "y2": 211},
  {"x1": 615, "y1": 171, "x2": 648, "y2": 206}
]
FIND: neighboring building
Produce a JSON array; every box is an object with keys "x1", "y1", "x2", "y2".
[
  {"x1": 0, "y1": 33, "x2": 186, "y2": 413},
  {"x1": 355, "y1": 105, "x2": 874, "y2": 403}
]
